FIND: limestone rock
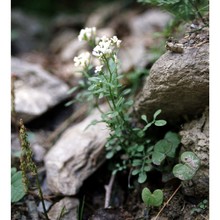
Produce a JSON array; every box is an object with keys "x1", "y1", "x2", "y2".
[
  {"x1": 45, "y1": 107, "x2": 109, "y2": 195},
  {"x1": 134, "y1": 43, "x2": 209, "y2": 123},
  {"x1": 48, "y1": 197, "x2": 79, "y2": 220},
  {"x1": 179, "y1": 108, "x2": 209, "y2": 197},
  {"x1": 12, "y1": 57, "x2": 69, "y2": 123}
]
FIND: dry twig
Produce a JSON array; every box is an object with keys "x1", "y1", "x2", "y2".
[{"x1": 104, "y1": 173, "x2": 116, "y2": 208}]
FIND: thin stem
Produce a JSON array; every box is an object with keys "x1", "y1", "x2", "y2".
[
  {"x1": 36, "y1": 175, "x2": 49, "y2": 220},
  {"x1": 103, "y1": 55, "x2": 128, "y2": 126}
]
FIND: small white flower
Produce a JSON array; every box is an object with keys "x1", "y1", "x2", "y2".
[
  {"x1": 73, "y1": 51, "x2": 91, "y2": 68},
  {"x1": 94, "y1": 65, "x2": 103, "y2": 74},
  {"x1": 78, "y1": 27, "x2": 96, "y2": 41},
  {"x1": 92, "y1": 35, "x2": 122, "y2": 60},
  {"x1": 92, "y1": 36, "x2": 112, "y2": 58},
  {"x1": 111, "y1": 36, "x2": 121, "y2": 48},
  {"x1": 113, "y1": 54, "x2": 118, "y2": 64}
]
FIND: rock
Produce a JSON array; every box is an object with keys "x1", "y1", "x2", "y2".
[
  {"x1": 31, "y1": 143, "x2": 47, "y2": 163},
  {"x1": 134, "y1": 43, "x2": 209, "y2": 123},
  {"x1": 37, "y1": 200, "x2": 53, "y2": 213},
  {"x1": 179, "y1": 108, "x2": 209, "y2": 197},
  {"x1": 48, "y1": 197, "x2": 79, "y2": 220},
  {"x1": 12, "y1": 57, "x2": 69, "y2": 123},
  {"x1": 86, "y1": 2, "x2": 124, "y2": 28},
  {"x1": 118, "y1": 36, "x2": 155, "y2": 73},
  {"x1": 129, "y1": 9, "x2": 172, "y2": 36},
  {"x1": 50, "y1": 30, "x2": 77, "y2": 54},
  {"x1": 45, "y1": 107, "x2": 109, "y2": 195},
  {"x1": 108, "y1": 9, "x2": 171, "y2": 73},
  {"x1": 60, "y1": 38, "x2": 86, "y2": 62}
]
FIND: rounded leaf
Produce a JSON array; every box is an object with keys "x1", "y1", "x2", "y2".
[
  {"x1": 141, "y1": 115, "x2": 148, "y2": 122},
  {"x1": 11, "y1": 171, "x2": 26, "y2": 203},
  {"x1": 155, "y1": 120, "x2": 167, "y2": 126},
  {"x1": 180, "y1": 151, "x2": 200, "y2": 171},
  {"x1": 137, "y1": 145, "x2": 144, "y2": 152},
  {"x1": 152, "y1": 151, "x2": 166, "y2": 165},
  {"x1": 151, "y1": 189, "x2": 164, "y2": 207},
  {"x1": 132, "y1": 169, "x2": 140, "y2": 176},
  {"x1": 106, "y1": 151, "x2": 114, "y2": 159},
  {"x1": 173, "y1": 164, "x2": 195, "y2": 180},
  {"x1": 141, "y1": 187, "x2": 151, "y2": 205},
  {"x1": 141, "y1": 187, "x2": 163, "y2": 207},
  {"x1": 138, "y1": 172, "x2": 147, "y2": 183},
  {"x1": 153, "y1": 109, "x2": 162, "y2": 119}
]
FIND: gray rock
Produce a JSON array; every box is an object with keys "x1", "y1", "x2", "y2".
[
  {"x1": 118, "y1": 36, "x2": 154, "y2": 73},
  {"x1": 86, "y1": 2, "x2": 124, "y2": 28},
  {"x1": 129, "y1": 9, "x2": 172, "y2": 36},
  {"x1": 60, "y1": 39, "x2": 86, "y2": 63},
  {"x1": 48, "y1": 197, "x2": 79, "y2": 220},
  {"x1": 179, "y1": 108, "x2": 209, "y2": 197},
  {"x1": 45, "y1": 107, "x2": 109, "y2": 195},
  {"x1": 134, "y1": 43, "x2": 209, "y2": 123},
  {"x1": 50, "y1": 30, "x2": 77, "y2": 54},
  {"x1": 12, "y1": 57, "x2": 69, "y2": 123}
]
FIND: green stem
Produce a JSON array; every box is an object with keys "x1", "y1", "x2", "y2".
[
  {"x1": 36, "y1": 175, "x2": 49, "y2": 220},
  {"x1": 103, "y1": 55, "x2": 127, "y2": 125}
]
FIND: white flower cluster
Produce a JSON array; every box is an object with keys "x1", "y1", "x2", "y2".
[
  {"x1": 94, "y1": 65, "x2": 103, "y2": 74},
  {"x1": 78, "y1": 27, "x2": 96, "y2": 41},
  {"x1": 92, "y1": 36, "x2": 121, "y2": 59},
  {"x1": 73, "y1": 51, "x2": 91, "y2": 68}
]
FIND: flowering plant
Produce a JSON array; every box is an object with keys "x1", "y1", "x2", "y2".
[{"x1": 68, "y1": 27, "x2": 182, "y2": 184}]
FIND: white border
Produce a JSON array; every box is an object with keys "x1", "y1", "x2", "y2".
[{"x1": 0, "y1": 0, "x2": 11, "y2": 219}]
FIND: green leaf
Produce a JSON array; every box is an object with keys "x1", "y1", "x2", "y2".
[
  {"x1": 132, "y1": 159, "x2": 142, "y2": 166},
  {"x1": 137, "y1": 130, "x2": 145, "y2": 138},
  {"x1": 106, "y1": 151, "x2": 114, "y2": 159},
  {"x1": 180, "y1": 151, "x2": 200, "y2": 170},
  {"x1": 137, "y1": 145, "x2": 144, "y2": 152},
  {"x1": 155, "y1": 120, "x2": 167, "y2": 126},
  {"x1": 150, "y1": 189, "x2": 164, "y2": 207},
  {"x1": 153, "y1": 109, "x2": 162, "y2": 119},
  {"x1": 144, "y1": 165, "x2": 152, "y2": 172},
  {"x1": 138, "y1": 172, "x2": 147, "y2": 183},
  {"x1": 125, "y1": 100, "x2": 134, "y2": 106},
  {"x1": 152, "y1": 151, "x2": 166, "y2": 165},
  {"x1": 141, "y1": 115, "x2": 148, "y2": 123},
  {"x1": 154, "y1": 139, "x2": 171, "y2": 154},
  {"x1": 165, "y1": 132, "x2": 180, "y2": 147},
  {"x1": 132, "y1": 169, "x2": 140, "y2": 175},
  {"x1": 141, "y1": 187, "x2": 151, "y2": 205},
  {"x1": 11, "y1": 169, "x2": 26, "y2": 203},
  {"x1": 121, "y1": 88, "x2": 131, "y2": 95},
  {"x1": 173, "y1": 164, "x2": 196, "y2": 181},
  {"x1": 173, "y1": 151, "x2": 200, "y2": 180},
  {"x1": 67, "y1": 86, "x2": 78, "y2": 94},
  {"x1": 141, "y1": 187, "x2": 163, "y2": 207}
]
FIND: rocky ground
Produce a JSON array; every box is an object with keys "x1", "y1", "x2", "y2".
[{"x1": 11, "y1": 1, "x2": 209, "y2": 219}]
